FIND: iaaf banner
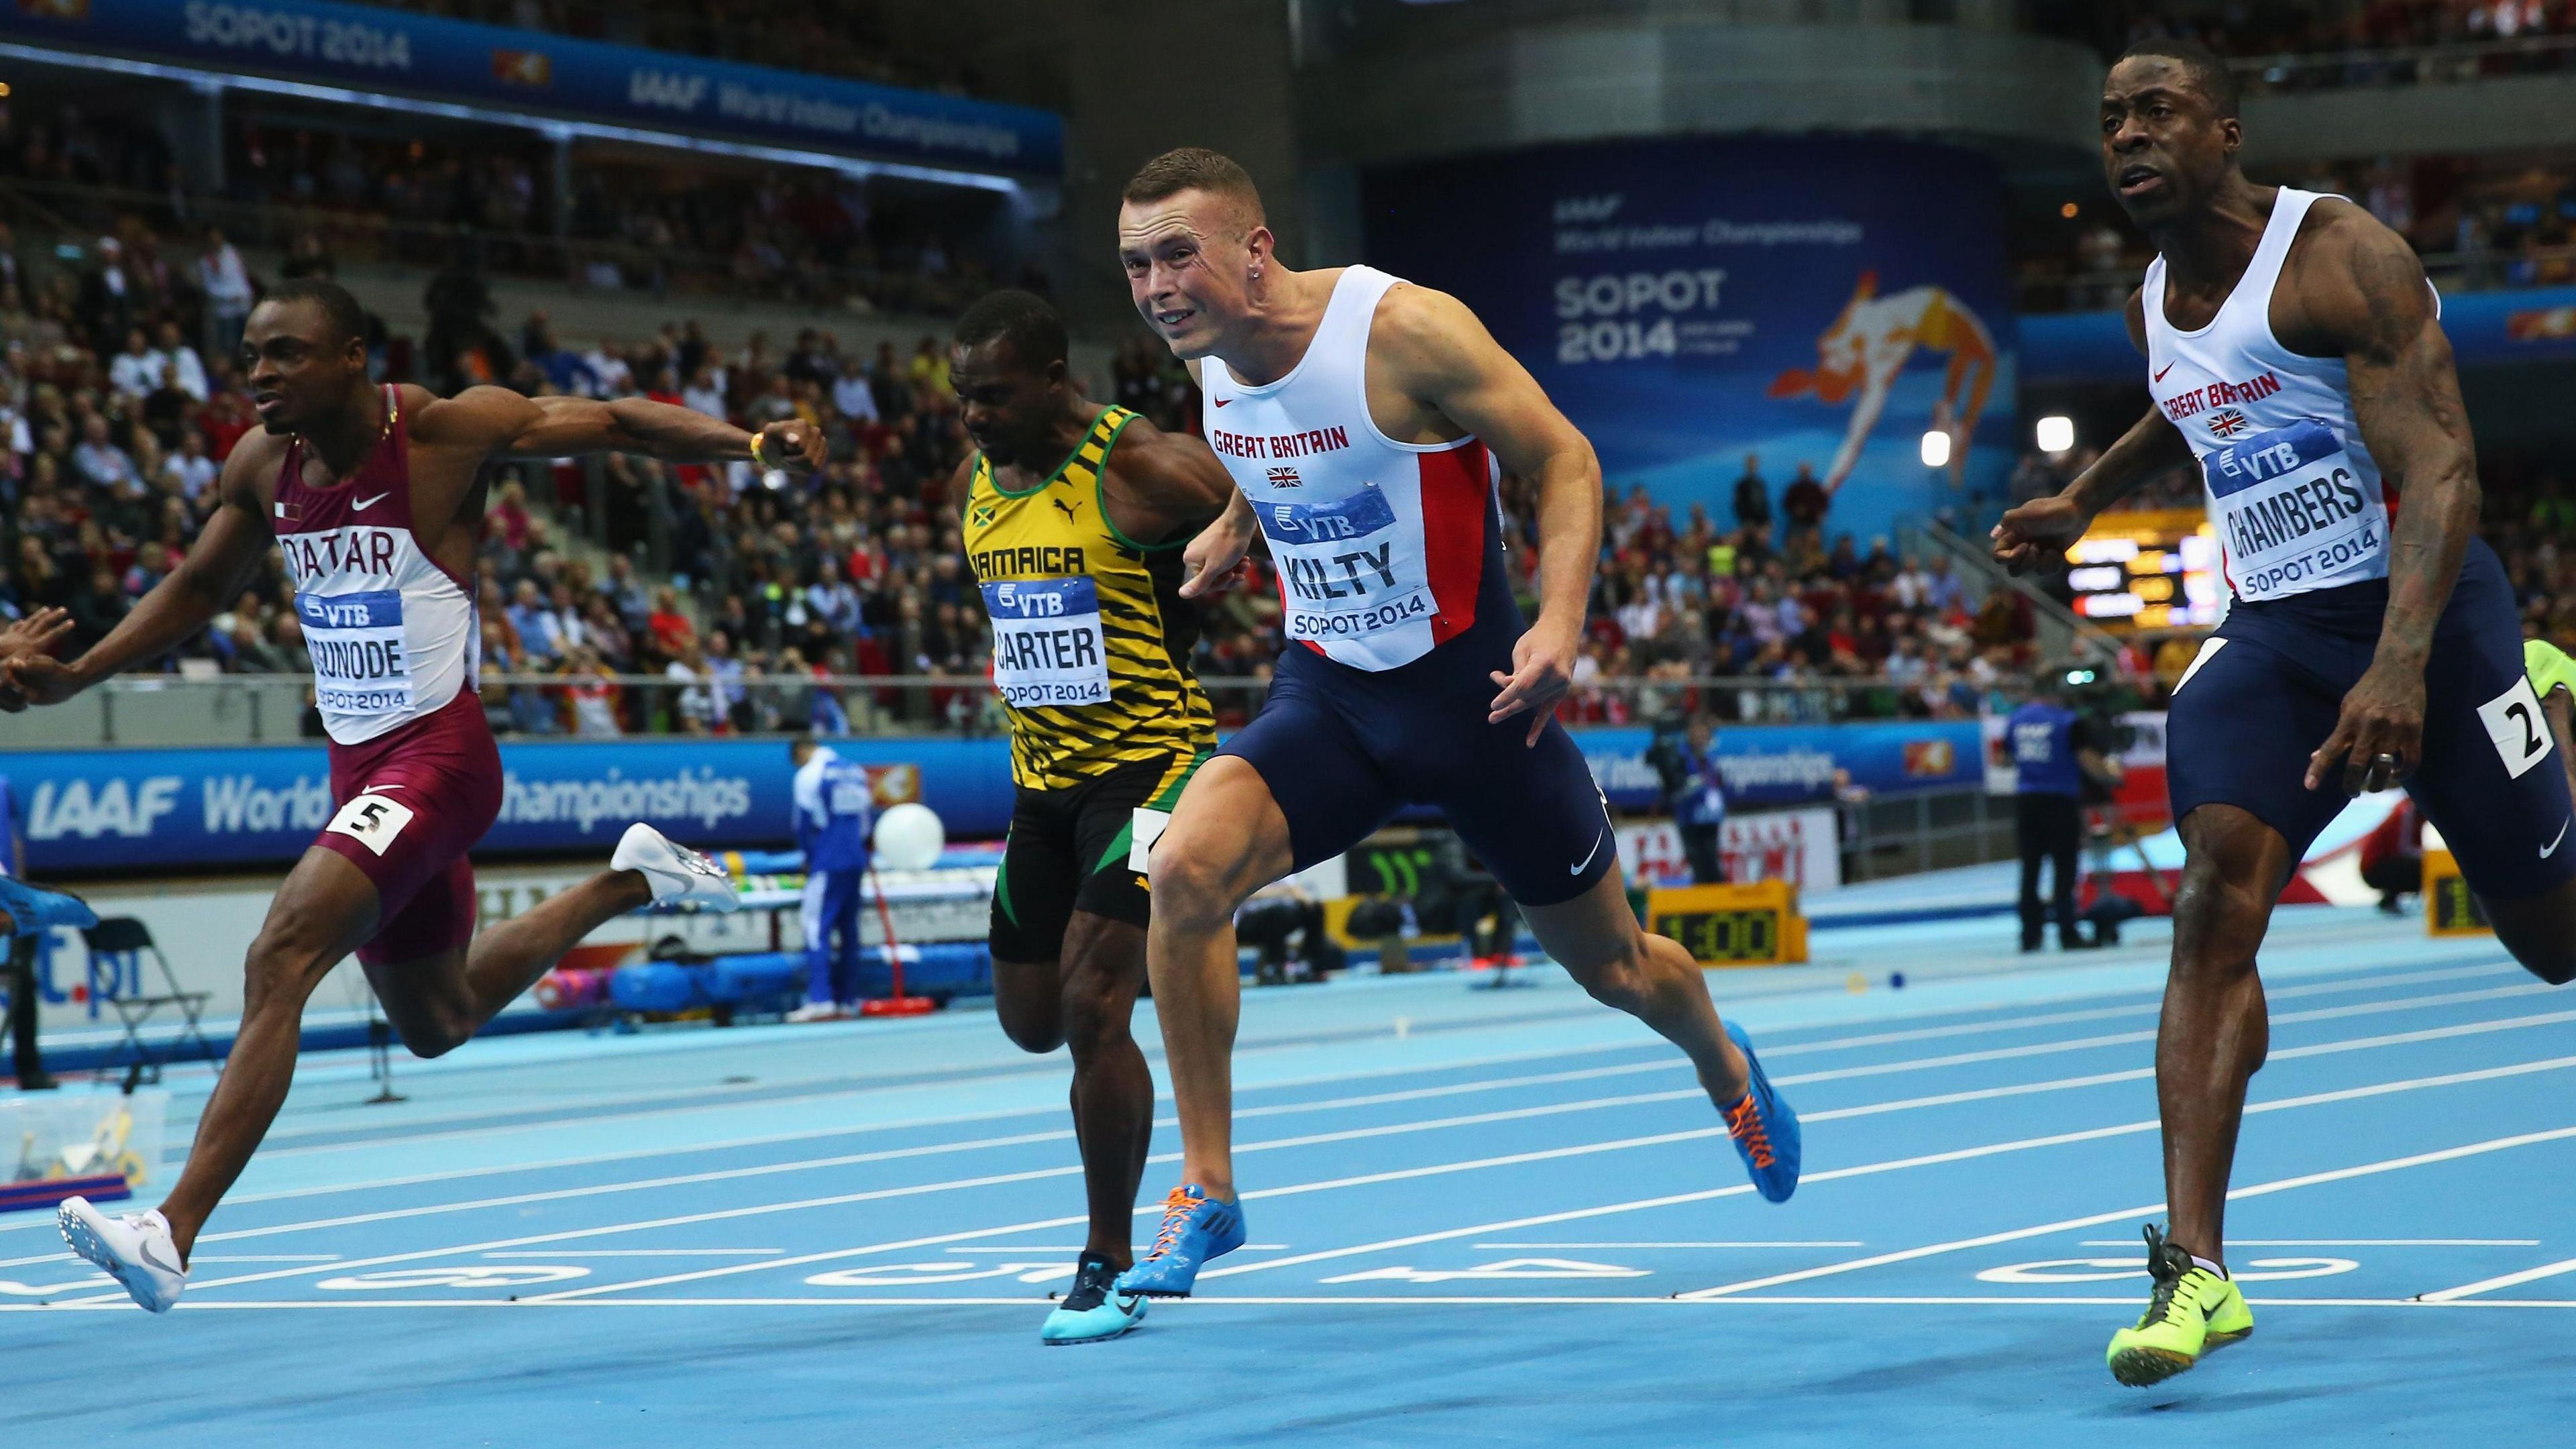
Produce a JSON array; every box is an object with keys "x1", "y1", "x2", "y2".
[
  {"x1": 1360, "y1": 138, "x2": 2018, "y2": 543},
  {"x1": 0, "y1": 0, "x2": 1063, "y2": 176},
  {"x1": 0, "y1": 735, "x2": 1020, "y2": 874},
  {"x1": 1, "y1": 718, "x2": 1980, "y2": 873}
]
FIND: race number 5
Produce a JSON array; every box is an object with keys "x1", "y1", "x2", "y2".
[
  {"x1": 2477, "y1": 676, "x2": 2555, "y2": 780},
  {"x1": 327, "y1": 790, "x2": 418, "y2": 856}
]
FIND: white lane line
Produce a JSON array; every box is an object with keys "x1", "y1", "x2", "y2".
[
  {"x1": 2418, "y1": 1256, "x2": 2576, "y2": 1303},
  {"x1": 1472, "y1": 1242, "x2": 1866, "y2": 1249},
  {"x1": 34, "y1": 1000, "x2": 2576, "y2": 1309},
  {"x1": 1173, "y1": 1055, "x2": 2576, "y2": 1289},
  {"x1": 23, "y1": 1293, "x2": 2576, "y2": 1313},
  {"x1": 144, "y1": 1023, "x2": 2576, "y2": 1308},
  {"x1": 1680, "y1": 1118, "x2": 2576, "y2": 1300},
  {"x1": 2078, "y1": 1239, "x2": 2539, "y2": 1247},
  {"x1": 188, "y1": 990, "x2": 2576, "y2": 1251},
  {"x1": 227, "y1": 959, "x2": 2518, "y2": 1180}
]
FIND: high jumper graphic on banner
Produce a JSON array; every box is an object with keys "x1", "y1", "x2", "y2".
[{"x1": 1768, "y1": 270, "x2": 1997, "y2": 494}]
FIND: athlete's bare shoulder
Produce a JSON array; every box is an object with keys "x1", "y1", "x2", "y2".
[
  {"x1": 2125, "y1": 286, "x2": 2149, "y2": 356},
  {"x1": 214, "y1": 427, "x2": 292, "y2": 515},
  {"x1": 1360, "y1": 282, "x2": 1497, "y2": 444},
  {"x1": 2272, "y1": 195, "x2": 2438, "y2": 360},
  {"x1": 1367, "y1": 281, "x2": 1489, "y2": 371}
]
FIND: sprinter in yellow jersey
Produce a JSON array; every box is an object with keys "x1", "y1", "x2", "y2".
[{"x1": 946, "y1": 290, "x2": 1239, "y2": 1344}]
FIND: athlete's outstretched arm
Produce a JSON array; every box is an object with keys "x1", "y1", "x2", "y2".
[
  {"x1": 2, "y1": 444, "x2": 280, "y2": 707},
  {"x1": 1994, "y1": 288, "x2": 2193, "y2": 573},
  {"x1": 2295, "y1": 219, "x2": 2475, "y2": 793},
  {"x1": 415, "y1": 387, "x2": 825, "y2": 470},
  {"x1": 1376, "y1": 286, "x2": 1601, "y2": 743}
]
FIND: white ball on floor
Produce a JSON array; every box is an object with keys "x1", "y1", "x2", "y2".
[{"x1": 873, "y1": 802, "x2": 946, "y2": 871}]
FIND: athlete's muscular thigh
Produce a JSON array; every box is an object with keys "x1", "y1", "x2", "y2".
[
  {"x1": 1146, "y1": 756, "x2": 1293, "y2": 926},
  {"x1": 243, "y1": 847, "x2": 383, "y2": 1014}
]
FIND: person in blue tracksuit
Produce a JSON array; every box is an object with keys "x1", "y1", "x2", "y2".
[
  {"x1": 2006, "y1": 684, "x2": 2114, "y2": 952},
  {"x1": 790, "y1": 739, "x2": 873, "y2": 1018}
]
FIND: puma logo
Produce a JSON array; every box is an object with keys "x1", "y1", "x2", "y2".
[{"x1": 1052, "y1": 498, "x2": 1083, "y2": 524}]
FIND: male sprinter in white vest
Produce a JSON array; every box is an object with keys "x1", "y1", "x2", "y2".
[
  {"x1": 1995, "y1": 40, "x2": 2576, "y2": 1386},
  {"x1": 1110, "y1": 149, "x2": 1801, "y2": 1301},
  {"x1": 3, "y1": 279, "x2": 822, "y2": 1313}
]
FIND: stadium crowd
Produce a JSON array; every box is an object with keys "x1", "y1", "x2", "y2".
[{"x1": 0, "y1": 96, "x2": 1025, "y2": 319}]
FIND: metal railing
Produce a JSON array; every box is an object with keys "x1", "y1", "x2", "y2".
[
  {"x1": 2228, "y1": 31, "x2": 2576, "y2": 93},
  {"x1": 1902, "y1": 518, "x2": 2123, "y2": 667},
  {"x1": 1835, "y1": 784, "x2": 2019, "y2": 885},
  {"x1": 2022, "y1": 241, "x2": 2576, "y2": 313},
  {"x1": 0, "y1": 669, "x2": 2133, "y2": 749}
]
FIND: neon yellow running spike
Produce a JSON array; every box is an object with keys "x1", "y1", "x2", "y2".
[
  {"x1": 2527, "y1": 639, "x2": 2576, "y2": 705},
  {"x1": 2106, "y1": 1224, "x2": 2254, "y2": 1387}
]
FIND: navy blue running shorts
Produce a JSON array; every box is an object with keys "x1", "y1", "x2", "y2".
[
  {"x1": 1221, "y1": 631, "x2": 1615, "y2": 910},
  {"x1": 2167, "y1": 537, "x2": 2576, "y2": 902}
]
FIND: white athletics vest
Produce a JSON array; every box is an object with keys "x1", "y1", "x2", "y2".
[
  {"x1": 1201, "y1": 266, "x2": 1499, "y2": 671},
  {"x1": 2143, "y1": 189, "x2": 2408, "y2": 604},
  {"x1": 272, "y1": 387, "x2": 479, "y2": 745}
]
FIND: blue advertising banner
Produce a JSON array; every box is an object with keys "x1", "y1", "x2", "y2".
[
  {"x1": 0, "y1": 0, "x2": 1062, "y2": 177},
  {"x1": 0, "y1": 735, "x2": 1020, "y2": 874},
  {"x1": 2024, "y1": 284, "x2": 2576, "y2": 386},
  {"x1": 1361, "y1": 138, "x2": 2017, "y2": 543},
  {"x1": 1576, "y1": 720, "x2": 1984, "y2": 812},
  {"x1": 0, "y1": 719, "x2": 1982, "y2": 873}
]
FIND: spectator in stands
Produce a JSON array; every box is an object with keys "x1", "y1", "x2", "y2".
[
  {"x1": 153, "y1": 321, "x2": 209, "y2": 402},
  {"x1": 1781, "y1": 462, "x2": 1830, "y2": 531},
  {"x1": 197, "y1": 225, "x2": 254, "y2": 362},
  {"x1": 1731, "y1": 453, "x2": 1772, "y2": 537},
  {"x1": 108, "y1": 327, "x2": 159, "y2": 398},
  {"x1": 508, "y1": 578, "x2": 565, "y2": 665}
]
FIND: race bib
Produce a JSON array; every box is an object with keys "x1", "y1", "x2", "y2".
[
  {"x1": 1256, "y1": 483, "x2": 1432, "y2": 643},
  {"x1": 1128, "y1": 806, "x2": 1171, "y2": 872},
  {"x1": 983, "y1": 577, "x2": 1111, "y2": 708},
  {"x1": 297, "y1": 588, "x2": 415, "y2": 716},
  {"x1": 2205, "y1": 420, "x2": 2386, "y2": 601}
]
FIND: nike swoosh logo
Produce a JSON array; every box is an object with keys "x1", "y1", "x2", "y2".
[
  {"x1": 1570, "y1": 830, "x2": 1605, "y2": 874},
  {"x1": 2153, "y1": 362, "x2": 2176, "y2": 382},
  {"x1": 354, "y1": 491, "x2": 390, "y2": 510},
  {"x1": 138, "y1": 1240, "x2": 183, "y2": 1277},
  {"x1": 1212, "y1": 398, "x2": 1231, "y2": 407},
  {"x1": 2544, "y1": 818, "x2": 2569, "y2": 858}
]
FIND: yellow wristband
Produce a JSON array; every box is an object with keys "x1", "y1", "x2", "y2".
[{"x1": 749, "y1": 430, "x2": 774, "y2": 468}]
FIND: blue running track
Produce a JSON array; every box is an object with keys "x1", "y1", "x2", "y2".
[{"x1": 3, "y1": 904, "x2": 2570, "y2": 1446}]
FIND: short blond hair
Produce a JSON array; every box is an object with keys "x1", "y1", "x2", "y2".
[{"x1": 1122, "y1": 148, "x2": 1266, "y2": 235}]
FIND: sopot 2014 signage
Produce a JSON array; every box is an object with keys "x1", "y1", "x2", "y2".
[{"x1": 1362, "y1": 137, "x2": 2018, "y2": 541}]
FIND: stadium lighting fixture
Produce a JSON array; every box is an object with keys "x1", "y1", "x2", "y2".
[
  {"x1": 2036, "y1": 415, "x2": 2076, "y2": 454},
  {"x1": 1919, "y1": 429, "x2": 1952, "y2": 469}
]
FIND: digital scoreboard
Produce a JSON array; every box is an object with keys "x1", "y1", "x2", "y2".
[
  {"x1": 2063, "y1": 507, "x2": 2224, "y2": 631},
  {"x1": 1645, "y1": 881, "x2": 1809, "y2": 967}
]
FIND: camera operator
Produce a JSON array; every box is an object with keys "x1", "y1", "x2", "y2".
[
  {"x1": 2007, "y1": 676, "x2": 2123, "y2": 952},
  {"x1": 1648, "y1": 716, "x2": 1729, "y2": 885}
]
